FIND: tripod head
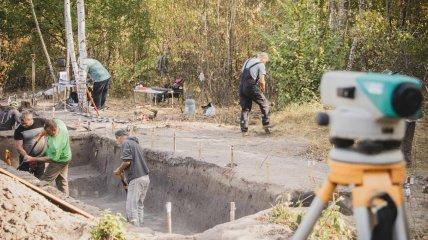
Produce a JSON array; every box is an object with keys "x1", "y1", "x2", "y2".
[{"x1": 317, "y1": 71, "x2": 423, "y2": 156}]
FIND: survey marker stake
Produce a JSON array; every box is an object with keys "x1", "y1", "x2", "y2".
[
  {"x1": 226, "y1": 145, "x2": 237, "y2": 168},
  {"x1": 230, "y1": 202, "x2": 236, "y2": 221},
  {"x1": 173, "y1": 130, "x2": 176, "y2": 153},
  {"x1": 198, "y1": 142, "x2": 202, "y2": 160},
  {"x1": 111, "y1": 121, "x2": 116, "y2": 133},
  {"x1": 166, "y1": 202, "x2": 172, "y2": 234}
]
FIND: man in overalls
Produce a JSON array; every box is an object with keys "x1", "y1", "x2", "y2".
[{"x1": 239, "y1": 52, "x2": 271, "y2": 135}]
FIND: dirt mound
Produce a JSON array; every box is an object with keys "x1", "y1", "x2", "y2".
[{"x1": 0, "y1": 173, "x2": 92, "y2": 240}]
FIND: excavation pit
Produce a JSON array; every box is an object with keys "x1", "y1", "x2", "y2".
[{"x1": 67, "y1": 134, "x2": 280, "y2": 234}]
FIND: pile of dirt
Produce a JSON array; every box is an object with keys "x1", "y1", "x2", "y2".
[{"x1": 0, "y1": 173, "x2": 92, "y2": 240}]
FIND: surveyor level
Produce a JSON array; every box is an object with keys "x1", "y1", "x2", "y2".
[{"x1": 292, "y1": 149, "x2": 408, "y2": 240}]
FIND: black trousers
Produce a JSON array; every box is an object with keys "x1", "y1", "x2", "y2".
[
  {"x1": 239, "y1": 82, "x2": 270, "y2": 132},
  {"x1": 18, "y1": 156, "x2": 45, "y2": 179},
  {"x1": 93, "y1": 78, "x2": 110, "y2": 109}
]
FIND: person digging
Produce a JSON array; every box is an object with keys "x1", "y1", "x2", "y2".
[
  {"x1": 26, "y1": 119, "x2": 72, "y2": 196},
  {"x1": 113, "y1": 129, "x2": 150, "y2": 227},
  {"x1": 239, "y1": 52, "x2": 272, "y2": 136},
  {"x1": 80, "y1": 58, "x2": 111, "y2": 110},
  {"x1": 14, "y1": 111, "x2": 47, "y2": 179}
]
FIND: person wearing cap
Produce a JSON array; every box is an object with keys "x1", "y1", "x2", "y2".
[
  {"x1": 0, "y1": 101, "x2": 21, "y2": 130},
  {"x1": 113, "y1": 129, "x2": 150, "y2": 227}
]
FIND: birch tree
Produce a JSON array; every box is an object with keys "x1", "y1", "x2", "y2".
[
  {"x1": 64, "y1": 0, "x2": 79, "y2": 77},
  {"x1": 29, "y1": 0, "x2": 56, "y2": 83},
  {"x1": 76, "y1": 0, "x2": 88, "y2": 108}
]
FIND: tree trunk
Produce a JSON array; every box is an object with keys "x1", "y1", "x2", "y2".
[
  {"x1": 30, "y1": 0, "x2": 56, "y2": 83},
  {"x1": 64, "y1": 0, "x2": 79, "y2": 79},
  {"x1": 329, "y1": 0, "x2": 346, "y2": 31},
  {"x1": 227, "y1": 0, "x2": 237, "y2": 85},
  {"x1": 346, "y1": 38, "x2": 358, "y2": 70},
  {"x1": 347, "y1": 0, "x2": 366, "y2": 70},
  {"x1": 76, "y1": 0, "x2": 88, "y2": 110}
]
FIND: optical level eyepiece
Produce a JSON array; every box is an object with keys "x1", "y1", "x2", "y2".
[
  {"x1": 316, "y1": 112, "x2": 329, "y2": 126},
  {"x1": 392, "y1": 83, "x2": 423, "y2": 118}
]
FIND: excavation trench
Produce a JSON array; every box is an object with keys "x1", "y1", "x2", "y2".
[
  {"x1": 0, "y1": 131, "x2": 353, "y2": 235},
  {"x1": 68, "y1": 133, "x2": 281, "y2": 234}
]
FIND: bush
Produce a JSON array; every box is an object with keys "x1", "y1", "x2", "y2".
[
  {"x1": 90, "y1": 211, "x2": 126, "y2": 240},
  {"x1": 262, "y1": 0, "x2": 347, "y2": 107}
]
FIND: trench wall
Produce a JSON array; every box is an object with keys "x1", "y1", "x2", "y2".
[{"x1": 69, "y1": 134, "x2": 283, "y2": 232}]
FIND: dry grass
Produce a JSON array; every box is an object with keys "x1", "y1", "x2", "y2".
[
  {"x1": 108, "y1": 97, "x2": 426, "y2": 165},
  {"x1": 191, "y1": 101, "x2": 331, "y2": 161},
  {"x1": 409, "y1": 99, "x2": 428, "y2": 172},
  {"x1": 268, "y1": 194, "x2": 355, "y2": 240},
  {"x1": 258, "y1": 102, "x2": 330, "y2": 160}
]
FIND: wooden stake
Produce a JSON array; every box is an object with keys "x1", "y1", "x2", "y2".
[
  {"x1": 166, "y1": 202, "x2": 172, "y2": 234},
  {"x1": 173, "y1": 130, "x2": 176, "y2": 152},
  {"x1": 31, "y1": 54, "x2": 36, "y2": 106},
  {"x1": 198, "y1": 142, "x2": 202, "y2": 160},
  {"x1": 230, "y1": 202, "x2": 236, "y2": 221},
  {"x1": 52, "y1": 84, "x2": 55, "y2": 106},
  {"x1": 111, "y1": 122, "x2": 116, "y2": 133},
  {"x1": 230, "y1": 145, "x2": 235, "y2": 168}
]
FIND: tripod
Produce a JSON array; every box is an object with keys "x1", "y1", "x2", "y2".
[{"x1": 292, "y1": 148, "x2": 409, "y2": 240}]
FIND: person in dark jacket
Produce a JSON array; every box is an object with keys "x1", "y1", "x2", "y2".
[
  {"x1": 0, "y1": 101, "x2": 21, "y2": 130},
  {"x1": 14, "y1": 111, "x2": 47, "y2": 178},
  {"x1": 113, "y1": 129, "x2": 150, "y2": 227},
  {"x1": 239, "y1": 52, "x2": 271, "y2": 135}
]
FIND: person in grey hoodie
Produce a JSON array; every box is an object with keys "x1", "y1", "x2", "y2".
[{"x1": 113, "y1": 129, "x2": 150, "y2": 227}]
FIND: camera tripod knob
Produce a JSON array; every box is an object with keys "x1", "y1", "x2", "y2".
[{"x1": 316, "y1": 112, "x2": 329, "y2": 126}]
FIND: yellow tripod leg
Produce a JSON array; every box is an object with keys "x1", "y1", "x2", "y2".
[
  {"x1": 352, "y1": 172, "x2": 408, "y2": 240},
  {"x1": 292, "y1": 180, "x2": 337, "y2": 240}
]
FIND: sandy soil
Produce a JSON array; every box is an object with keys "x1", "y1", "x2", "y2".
[
  {"x1": 0, "y1": 96, "x2": 426, "y2": 239},
  {"x1": 0, "y1": 173, "x2": 92, "y2": 240}
]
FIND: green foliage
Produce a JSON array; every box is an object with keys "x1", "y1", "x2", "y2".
[
  {"x1": 263, "y1": 0, "x2": 347, "y2": 106},
  {"x1": 269, "y1": 194, "x2": 355, "y2": 240},
  {"x1": 351, "y1": 10, "x2": 427, "y2": 78},
  {"x1": 1, "y1": 0, "x2": 426, "y2": 106},
  {"x1": 90, "y1": 211, "x2": 126, "y2": 240},
  {"x1": 85, "y1": 0, "x2": 153, "y2": 96}
]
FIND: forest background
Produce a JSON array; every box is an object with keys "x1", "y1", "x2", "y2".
[{"x1": 1, "y1": 0, "x2": 426, "y2": 107}]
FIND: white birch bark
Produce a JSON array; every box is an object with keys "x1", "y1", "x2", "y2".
[
  {"x1": 30, "y1": 0, "x2": 56, "y2": 83},
  {"x1": 76, "y1": 0, "x2": 88, "y2": 109},
  {"x1": 64, "y1": 0, "x2": 79, "y2": 79}
]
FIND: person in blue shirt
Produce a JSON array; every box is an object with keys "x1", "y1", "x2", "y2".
[{"x1": 81, "y1": 58, "x2": 111, "y2": 109}]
